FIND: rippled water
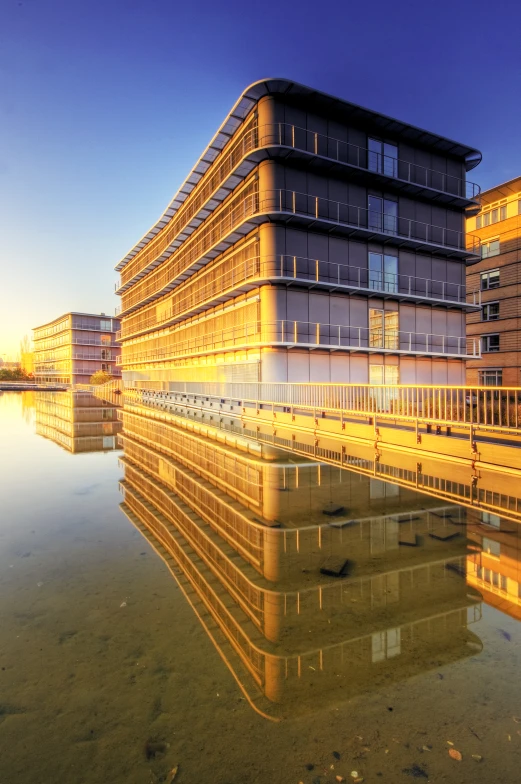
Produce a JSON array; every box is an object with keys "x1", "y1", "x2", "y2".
[{"x1": 1, "y1": 390, "x2": 521, "y2": 784}]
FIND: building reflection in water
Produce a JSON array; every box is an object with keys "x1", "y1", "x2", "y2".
[
  {"x1": 467, "y1": 513, "x2": 521, "y2": 622},
  {"x1": 117, "y1": 398, "x2": 486, "y2": 720},
  {"x1": 35, "y1": 390, "x2": 122, "y2": 453}
]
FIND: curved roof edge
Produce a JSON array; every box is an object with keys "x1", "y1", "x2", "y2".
[{"x1": 115, "y1": 77, "x2": 482, "y2": 272}]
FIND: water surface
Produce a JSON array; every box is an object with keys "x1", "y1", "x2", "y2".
[{"x1": 1, "y1": 391, "x2": 521, "y2": 783}]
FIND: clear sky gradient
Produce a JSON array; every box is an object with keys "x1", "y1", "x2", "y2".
[{"x1": 1, "y1": 0, "x2": 520, "y2": 357}]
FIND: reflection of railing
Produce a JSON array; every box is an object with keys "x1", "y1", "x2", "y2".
[
  {"x1": 118, "y1": 320, "x2": 479, "y2": 365},
  {"x1": 157, "y1": 380, "x2": 521, "y2": 431},
  {"x1": 118, "y1": 254, "x2": 479, "y2": 340}
]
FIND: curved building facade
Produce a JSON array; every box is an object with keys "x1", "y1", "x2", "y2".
[{"x1": 115, "y1": 79, "x2": 482, "y2": 391}]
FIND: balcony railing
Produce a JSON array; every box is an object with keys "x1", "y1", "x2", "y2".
[
  {"x1": 118, "y1": 120, "x2": 480, "y2": 290},
  {"x1": 71, "y1": 322, "x2": 117, "y2": 332},
  {"x1": 118, "y1": 189, "x2": 480, "y2": 315},
  {"x1": 117, "y1": 320, "x2": 479, "y2": 366},
  {"x1": 265, "y1": 190, "x2": 478, "y2": 255},
  {"x1": 259, "y1": 123, "x2": 481, "y2": 201},
  {"x1": 71, "y1": 337, "x2": 119, "y2": 347},
  {"x1": 118, "y1": 254, "x2": 479, "y2": 341}
]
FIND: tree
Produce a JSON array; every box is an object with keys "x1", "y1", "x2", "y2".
[
  {"x1": 19, "y1": 334, "x2": 34, "y2": 376},
  {"x1": 89, "y1": 370, "x2": 113, "y2": 385}
]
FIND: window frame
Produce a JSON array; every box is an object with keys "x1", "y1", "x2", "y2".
[
  {"x1": 481, "y1": 237, "x2": 500, "y2": 259},
  {"x1": 481, "y1": 302, "x2": 500, "y2": 322},
  {"x1": 479, "y1": 369, "x2": 502, "y2": 386},
  {"x1": 368, "y1": 251, "x2": 398, "y2": 293},
  {"x1": 481, "y1": 333, "x2": 500, "y2": 353},
  {"x1": 367, "y1": 137, "x2": 398, "y2": 178},
  {"x1": 480, "y1": 269, "x2": 500, "y2": 290}
]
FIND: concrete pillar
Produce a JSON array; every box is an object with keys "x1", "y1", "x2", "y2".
[{"x1": 257, "y1": 95, "x2": 279, "y2": 147}]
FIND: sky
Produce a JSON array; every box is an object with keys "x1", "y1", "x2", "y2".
[{"x1": 1, "y1": 0, "x2": 521, "y2": 358}]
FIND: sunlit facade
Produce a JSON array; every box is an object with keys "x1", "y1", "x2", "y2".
[
  {"x1": 466, "y1": 176, "x2": 521, "y2": 386},
  {"x1": 116, "y1": 79, "x2": 482, "y2": 393},
  {"x1": 33, "y1": 312, "x2": 121, "y2": 385}
]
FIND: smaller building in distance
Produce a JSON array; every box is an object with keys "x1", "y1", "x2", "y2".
[
  {"x1": 33, "y1": 312, "x2": 121, "y2": 386},
  {"x1": 466, "y1": 177, "x2": 521, "y2": 386}
]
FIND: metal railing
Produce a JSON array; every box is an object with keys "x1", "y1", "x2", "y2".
[
  {"x1": 151, "y1": 380, "x2": 521, "y2": 431},
  {"x1": 118, "y1": 120, "x2": 480, "y2": 289},
  {"x1": 264, "y1": 190, "x2": 478, "y2": 254},
  {"x1": 117, "y1": 320, "x2": 478, "y2": 366},
  {"x1": 118, "y1": 254, "x2": 479, "y2": 341},
  {"x1": 260, "y1": 123, "x2": 480, "y2": 200},
  {"x1": 118, "y1": 188, "x2": 480, "y2": 315}
]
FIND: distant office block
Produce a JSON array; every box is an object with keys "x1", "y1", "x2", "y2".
[{"x1": 33, "y1": 312, "x2": 121, "y2": 385}]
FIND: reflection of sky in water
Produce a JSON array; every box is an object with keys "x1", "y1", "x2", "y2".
[{"x1": 1, "y1": 391, "x2": 521, "y2": 784}]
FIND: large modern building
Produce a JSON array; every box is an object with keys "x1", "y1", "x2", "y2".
[
  {"x1": 466, "y1": 176, "x2": 521, "y2": 386},
  {"x1": 115, "y1": 79, "x2": 482, "y2": 392},
  {"x1": 33, "y1": 312, "x2": 121, "y2": 385}
]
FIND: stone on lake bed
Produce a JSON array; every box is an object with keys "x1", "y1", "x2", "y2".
[
  {"x1": 320, "y1": 557, "x2": 349, "y2": 577},
  {"x1": 399, "y1": 532, "x2": 418, "y2": 546},
  {"x1": 323, "y1": 502, "x2": 345, "y2": 516}
]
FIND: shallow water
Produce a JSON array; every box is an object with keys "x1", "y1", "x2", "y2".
[{"x1": 1, "y1": 390, "x2": 521, "y2": 783}]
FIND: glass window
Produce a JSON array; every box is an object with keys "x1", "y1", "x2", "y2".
[
  {"x1": 369, "y1": 309, "x2": 399, "y2": 349},
  {"x1": 384, "y1": 311, "x2": 399, "y2": 348},
  {"x1": 476, "y1": 215, "x2": 482, "y2": 229},
  {"x1": 383, "y1": 198, "x2": 398, "y2": 234},
  {"x1": 500, "y1": 205, "x2": 507, "y2": 220},
  {"x1": 482, "y1": 302, "x2": 499, "y2": 321},
  {"x1": 100, "y1": 319, "x2": 112, "y2": 331},
  {"x1": 500, "y1": 575, "x2": 508, "y2": 591},
  {"x1": 368, "y1": 196, "x2": 398, "y2": 234},
  {"x1": 369, "y1": 308, "x2": 384, "y2": 347},
  {"x1": 482, "y1": 239, "x2": 500, "y2": 258},
  {"x1": 481, "y1": 269, "x2": 500, "y2": 290},
  {"x1": 482, "y1": 334, "x2": 500, "y2": 352},
  {"x1": 368, "y1": 138, "x2": 398, "y2": 178},
  {"x1": 491, "y1": 208, "x2": 498, "y2": 223},
  {"x1": 101, "y1": 334, "x2": 112, "y2": 345},
  {"x1": 518, "y1": 199, "x2": 521, "y2": 215},
  {"x1": 481, "y1": 511, "x2": 501, "y2": 527},
  {"x1": 479, "y1": 369, "x2": 502, "y2": 386},
  {"x1": 369, "y1": 252, "x2": 398, "y2": 293},
  {"x1": 484, "y1": 212, "x2": 490, "y2": 226},
  {"x1": 370, "y1": 365, "x2": 399, "y2": 385},
  {"x1": 483, "y1": 537, "x2": 500, "y2": 557}
]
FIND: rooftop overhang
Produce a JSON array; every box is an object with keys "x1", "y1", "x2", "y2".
[
  {"x1": 116, "y1": 78, "x2": 482, "y2": 273},
  {"x1": 479, "y1": 175, "x2": 521, "y2": 204}
]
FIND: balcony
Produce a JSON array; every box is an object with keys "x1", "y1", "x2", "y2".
[
  {"x1": 118, "y1": 189, "x2": 480, "y2": 315},
  {"x1": 265, "y1": 190, "x2": 479, "y2": 258},
  {"x1": 117, "y1": 320, "x2": 479, "y2": 366},
  {"x1": 118, "y1": 254, "x2": 480, "y2": 341},
  {"x1": 116, "y1": 121, "x2": 480, "y2": 291},
  {"x1": 259, "y1": 123, "x2": 480, "y2": 204}
]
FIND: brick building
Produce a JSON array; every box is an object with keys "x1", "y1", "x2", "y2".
[{"x1": 466, "y1": 176, "x2": 521, "y2": 386}]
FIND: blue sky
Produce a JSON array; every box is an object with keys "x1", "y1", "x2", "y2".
[{"x1": 1, "y1": 0, "x2": 520, "y2": 357}]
